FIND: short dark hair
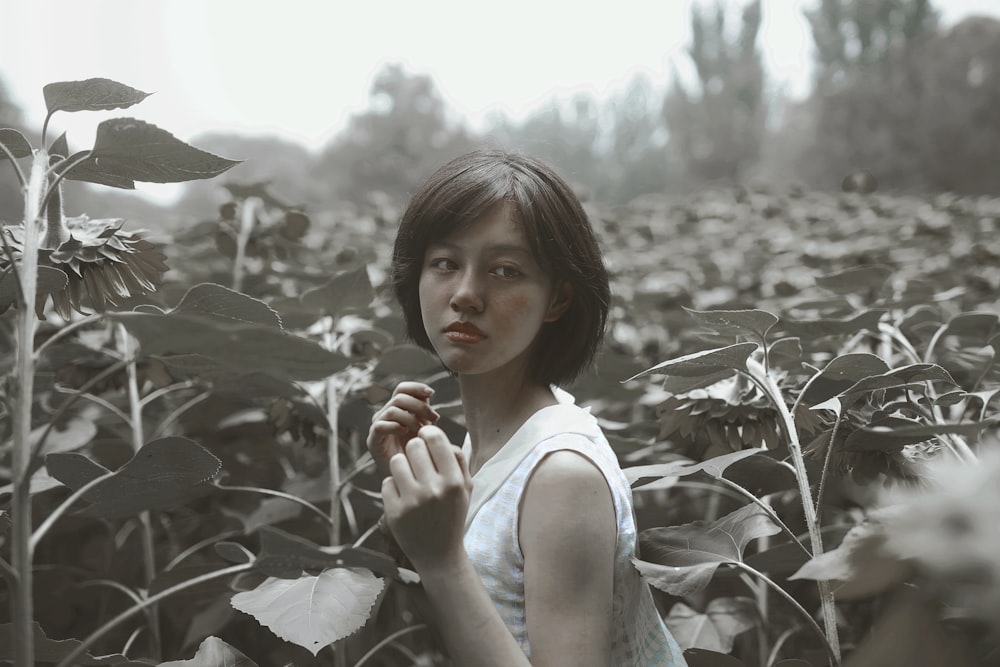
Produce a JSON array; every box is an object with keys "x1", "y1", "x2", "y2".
[{"x1": 391, "y1": 148, "x2": 610, "y2": 387}]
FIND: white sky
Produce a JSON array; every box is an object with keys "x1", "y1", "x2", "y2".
[{"x1": 1, "y1": 0, "x2": 997, "y2": 198}]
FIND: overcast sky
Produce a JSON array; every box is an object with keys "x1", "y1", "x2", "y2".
[{"x1": 2, "y1": 1, "x2": 997, "y2": 157}]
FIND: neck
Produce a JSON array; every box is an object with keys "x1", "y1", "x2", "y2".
[{"x1": 458, "y1": 368, "x2": 557, "y2": 475}]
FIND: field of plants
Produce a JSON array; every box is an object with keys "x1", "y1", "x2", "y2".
[{"x1": 2, "y1": 79, "x2": 1000, "y2": 667}]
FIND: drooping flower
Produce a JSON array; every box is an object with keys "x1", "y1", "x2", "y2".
[{"x1": 0, "y1": 215, "x2": 168, "y2": 320}]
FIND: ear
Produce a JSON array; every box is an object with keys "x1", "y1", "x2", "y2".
[{"x1": 544, "y1": 281, "x2": 573, "y2": 323}]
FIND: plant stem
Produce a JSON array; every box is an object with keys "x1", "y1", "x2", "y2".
[
  {"x1": 30, "y1": 470, "x2": 114, "y2": 552},
  {"x1": 11, "y1": 150, "x2": 48, "y2": 667},
  {"x1": 33, "y1": 312, "x2": 106, "y2": 360},
  {"x1": 746, "y1": 360, "x2": 841, "y2": 664},
  {"x1": 816, "y1": 413, "x2": 847, "y2": 524},
  {"x1": 736, "y1": 562, "x2": 837, "y2": 667},
  {"x1": 352, "y1": 624, "x2": 427, "y2": 667},
  {"x1": 232, "y1": 197, "x2": 258, "y2": 292},
  {"x1": 215, "y1": 485, "x2": 334, "y2": 525},
  {"x1": 324, "y1": 332, "x2": 347, "y2": 667},
  {"x1": 117, "y1": 323, "x2": 162, "y2": 660},
  {"x1": 714, "y1": 477, "x2": 811, "y2": 558},
  {"x1": 52, "y1": 563, "x2": 253, "y2": 667}
]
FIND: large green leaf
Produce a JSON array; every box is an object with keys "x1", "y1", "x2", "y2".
[
  {"x1": 159, "y1": 635, "x2": 258, "y2": 667},
  {"x1": 81, "y1": 118, "x2": 240, "y2": 184},
  {"x1": 0, "y1": 622, "x2": 147, "y2": 665},
  {"x1": 43, "y1": 78, "x2": 151, "y2": 115},
  {"x1": 113, "y1": 312, "x2": 349, "y2": 382},
  {"x1": 634, "y1": 503, "x2": 781, "y2": 596},
  {"x1": 777, "y1": 309, "x2": 886, "y2": 339},
  {"x1": 837, "y1": 363, "x2": 958, "y2": 405},
  {"x1": 682, "y1": 648, "x2": 747, "y2": 667},
  {"x1": 49, "y1": 131, "x2": 69, "y2": 158},
  {"x1": 722, "y1": 452, "x2": 798, "y2": 497},
  {"x1": 800, "y1": 353, "x2": 890, "y2": 405},
  {"x1": 625, "y1": 343, "x2": 759, "y2": 382},
  {"x1": 932, "y1": 312, "x2": 999, "y2": 342},
  {"x1": 27, "y1": 416, "x2": 97, "y2": 456},
  {"x1": 45, "y1": 437, "x2": 221, "y2": 519},
  {"x1": 665, "y1": 597, "x2": 756, "y2": 653},
  {"x1": 0, "y1": 128, "x2": 32, "y2": 161},
  {"x1": 230, "y1": 568, "x2": 384, "y2": 656},
  {"x1": 62, "y1": 149, "x2": 136, "y2": 189},
  {"x1": 814, "y1": 265, "x2": 892, "y2": 295},
  {"x1": 254, "y1": 527, "x2": 402, "y2": 580},
  {"x1": 685, "y1": 308, "x2": 778, "y2": 342},
  {"x1": 789, "y1": 521, "x2": 910, "y2": 600},
  {"x1": 299, "y1": 265, "x2": 375, "y2": 316},
  {"x1": 844, "y1": 418, "x2": 993, "y2": 452},
  {"x1": 172, "y1": 283, "x2": 283, "y2": 328},
  {"x1": 626, "y1": 449, "x2": 760, "y2": 489},
  {"x1": 373, "y1": 344, "x2": 444, "y2": 378}
]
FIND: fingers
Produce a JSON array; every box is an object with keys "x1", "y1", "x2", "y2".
[
  {"x1": 418, "y1": 425, "x2": 463, "y2": 479},
  {"x1": 372, "y1": 389, "x2": 440, "y2": 431},
  {"x1": 386, "y1": 428, "x2": 468, "y2": 499}
]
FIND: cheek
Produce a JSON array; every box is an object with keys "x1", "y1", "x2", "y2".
[{"x1": 497, "y1": 291, "x2": 549, "y2": 330}]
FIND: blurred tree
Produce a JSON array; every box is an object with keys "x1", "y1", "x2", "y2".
[
  {"x1": 0, "y1": 76, "x2": 26, "y2": 222},
  {"x1": 316, "y1": 64, "x2": 476, "y2": 209},
  {"x1": 663, "y1": 0, "x2": 767, "y2": 186},
  {"x1": 805, "y1": 0, "x2": 939, "y2": 91},
  {"x1": 603, "y1": 74, "x2": 673, "y2": 202},
  {"x1": 797, "y1": 7, "x2": 1000, "y2": 195},
  {"x1": 486, "y1": 94, "x2": 604, "y2": 199}
]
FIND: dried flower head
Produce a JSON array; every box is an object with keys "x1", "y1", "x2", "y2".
[{"x1": 0, "y1": 215, "x2": 168, "y2": 320}]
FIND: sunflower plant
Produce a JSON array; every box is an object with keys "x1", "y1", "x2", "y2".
[
  {"x1": 0, "y1": 78, "x2": 246, "y2": 667},
  {"x1": 624, "y1": 266, "x2": 1000, "y2": 666}
]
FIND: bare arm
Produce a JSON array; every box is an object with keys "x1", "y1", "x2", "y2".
[
  {"x1": 521, "y1": 450, "x2": 616, "y2": 667},
  {"x1": 383, "y1": 427, "x2": 616, "y2": 666}
]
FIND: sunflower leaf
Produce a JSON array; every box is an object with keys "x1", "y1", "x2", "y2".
[
  {"x1": 43, "y1": 78, "x2": 151, "y2": 115},
  {"x1": 0, "y1": 128, "x2": 32, "y2": 161},
  {"x1": 684, "y1": 308, "x2": 779, "y2": 343},
  {"x1": 159, "y1": 636, "x2": 258, "y2": 667},
  {"x1": 635, "y1": 503, "x2": 781, "y2": 596},
  {"x1": 231, "y1": 569, "x2": 384, "y2": 656},
  {"x1": 625, "y1": 343, "x2": 759, "y2": 382},
  {"x1": 86, "y1": 118, "x2": 240, "y2": 184},
  {"x1": 45, "y1": 437, "x2": 221, "y2": 519}
]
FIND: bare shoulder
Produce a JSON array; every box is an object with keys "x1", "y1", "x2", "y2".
[
  {"x1": 526, "y1": 449, "x2": 610, "y2": 499},
  {"x1": 520, "y1": 448, "x2": 616, "y2": 556}
]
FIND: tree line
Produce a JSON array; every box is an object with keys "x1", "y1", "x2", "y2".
[{"x1": 2, "y1": 0, "x2": 999, "y2": 227}]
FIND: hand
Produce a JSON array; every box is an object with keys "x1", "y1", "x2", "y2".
[
  {"x1": 382, "y1": 425, "x2": 473, "y2": 574},
  {"x1": 367, "y1": 382, "x2": 439, "y2": 476}
]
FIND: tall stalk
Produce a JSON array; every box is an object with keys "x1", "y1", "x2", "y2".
[
  {"x1": 10, "y1": 150, "x2": 49, "y2": 667},
  {"x1": 117, "y1": 323, "x2": 162, "y2": 659},
  {"x1": 232, "y1": 197, "x2": 259, "y2": 293},
  {"x1": 749, "y1": 359, "x2": 841, "y2": 664},
  {"x1": 324, "y1": 330, "x2": 346, "y2": 667}
]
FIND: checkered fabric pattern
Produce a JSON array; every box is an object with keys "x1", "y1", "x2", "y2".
[{"x1": 464, "y1": 430, "x2": 686, "y2": 666}]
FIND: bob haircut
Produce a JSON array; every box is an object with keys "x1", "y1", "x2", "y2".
[{"x1": 391, "y1": 148, "x2": 610, "y2": 387}]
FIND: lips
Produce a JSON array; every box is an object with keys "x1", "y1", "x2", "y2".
[{"x1": 444, "y1": 321, "x2": 487, "y2": 343}]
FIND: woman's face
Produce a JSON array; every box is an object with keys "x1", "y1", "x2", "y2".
[{"x1": 418, "y1": 206, "x2": 569, "y2": 383}]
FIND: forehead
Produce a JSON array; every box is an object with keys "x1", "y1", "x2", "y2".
[{"x1": 428, "y1": 205, "x2": 530, "y2": 252}]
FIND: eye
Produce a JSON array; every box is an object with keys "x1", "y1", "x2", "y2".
[
  {"x1": 428, "y1": 257, "x2": 457, "y2": 271},
  {"x1": 493, "y1": 265, "x2": 521, "y2": 279}
]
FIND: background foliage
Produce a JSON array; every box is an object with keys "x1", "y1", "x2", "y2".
[{"x1": 2, "y1": 1, "x2": 1000, "y2": 666}]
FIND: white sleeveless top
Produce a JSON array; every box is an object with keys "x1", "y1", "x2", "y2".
[{"x1": 461, "y1": 389, "x2": 686, "y2": 666}]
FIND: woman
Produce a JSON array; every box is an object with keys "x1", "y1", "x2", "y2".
[{"x1": 367, "y1": 149, "x2": 685, "y2": 666}]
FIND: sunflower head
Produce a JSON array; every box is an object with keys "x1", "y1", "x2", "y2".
[{"x1": 0, "y1": 215, "x2": 168, "y2": 320}]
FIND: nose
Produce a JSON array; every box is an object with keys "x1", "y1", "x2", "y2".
[{"x1": 450, "y1": 270, "x2": 484, "y2": 313}]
